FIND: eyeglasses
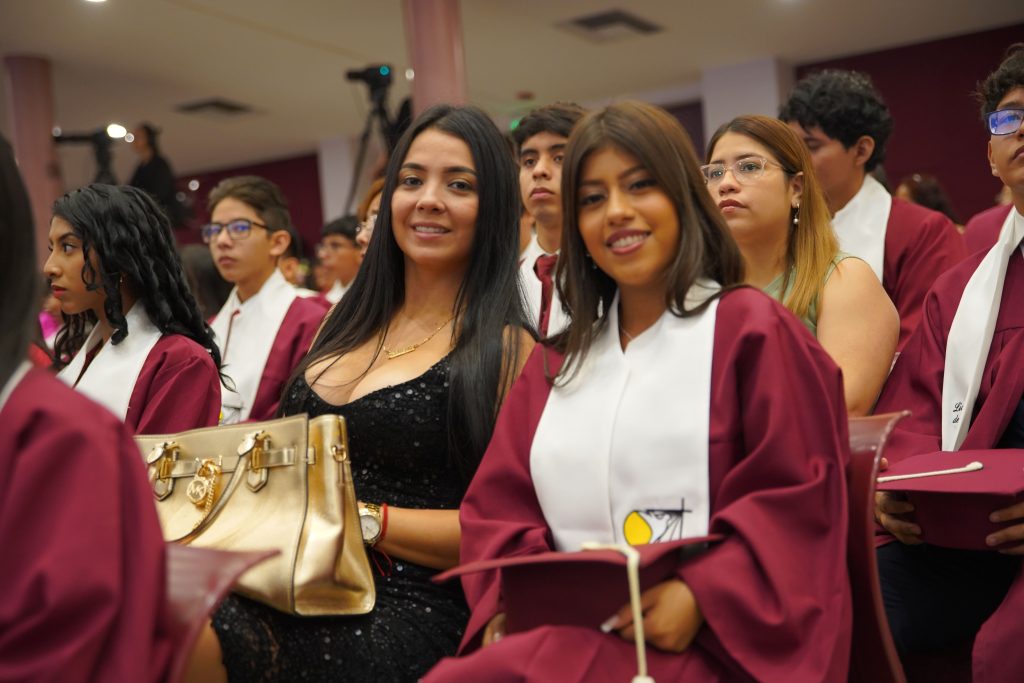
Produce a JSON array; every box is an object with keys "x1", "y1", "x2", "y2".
[
  {"x1": 986, "y1": 108, "x2": 1024, "y2": 136},
  {"x1": 316, "y1": 238, "x2": 357, "y2": 254},
  {"x1": 201, "y1": 219, "x2": 270, "y2": 243},
  {"x1": 700, "y1": 157, "x2": 785, "y2": 186},
  {"x1": 356, "y1": 213, "x2": 378, "y2": 236}
]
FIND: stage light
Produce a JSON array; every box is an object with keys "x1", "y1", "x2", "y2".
[{"x1": 106, "y1": 123, "x2": 128, "y2": 139}]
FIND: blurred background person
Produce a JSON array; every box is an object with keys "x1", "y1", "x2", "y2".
[
  {"x1": 128, "y1": 122, "x2": 184, "y2": 226},
  {"x1": 179, "y1": 243, "x2": 233, "y2": 320},
  {"x1": 895, "y1": 172, "x2": 963, "y2": 230},
  {"x1": 318, "y1": 214, "x2": 362, "y2": 302},
  {"x1": 356, "y1": 176, "x2": 385, "y2": 259}
]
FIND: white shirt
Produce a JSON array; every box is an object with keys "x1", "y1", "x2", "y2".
[
  {"x1": 211, "y1": 269, "x2": 299, "y2": 423},
  {"x1": 518, "y1": 234, "x2": 570, "y2": 337}
]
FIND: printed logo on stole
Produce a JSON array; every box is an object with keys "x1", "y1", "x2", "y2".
[{"x1": 623, "y1": 499, "x2": 693, "y2": 546}]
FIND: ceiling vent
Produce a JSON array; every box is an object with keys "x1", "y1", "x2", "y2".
[
  {"x1": 558, "y1": 9, "x2": 662, "y2": 43},
  {"x1": 176, "y1": 98, "x2": 253, "y2": 119}
]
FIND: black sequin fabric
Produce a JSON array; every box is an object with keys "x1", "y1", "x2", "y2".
[{"x1": 212, "y1": 355, "x2": 469, "y2": 682}]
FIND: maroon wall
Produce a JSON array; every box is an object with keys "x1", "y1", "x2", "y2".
[
  {"x1": 175, "y1": 153, "x2": 323, "y2": 257},
  {"x1": 667, "y1": 101, "x2": 706, "y2": 159},
  {"x1": 797, "y1": 24, "x2": 1023, "y2": 222}
]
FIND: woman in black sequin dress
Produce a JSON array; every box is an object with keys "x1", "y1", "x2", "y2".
[{"x1": 186, "y1": 105, "x2": 534, "y2": 683}]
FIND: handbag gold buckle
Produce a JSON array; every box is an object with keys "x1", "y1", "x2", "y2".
[
  {"x1": 147, "y1": 441, "x2": 180, "y2": 501},
  {"x1": 239, "y1": 430, "x2": 271, "y2": 492}
]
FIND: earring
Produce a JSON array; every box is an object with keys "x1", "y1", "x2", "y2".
[{"x1": 792, "y1": 204, "x2": 800, "y2": 226}]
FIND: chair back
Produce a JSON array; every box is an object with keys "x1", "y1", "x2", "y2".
[
  {"x1": 847, "y1": 412, "x2": 909, "y2": 683},
  {"x1": 161, "y1": 544, "x2": 277, "y2": 683}
]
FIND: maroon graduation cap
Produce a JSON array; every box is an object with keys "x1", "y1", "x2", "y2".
[
  {"x1": 434, "y1": 535, "x2": 721, "y2": 634},
  {"x1": 877, "y1": 450, "x2": 1024, "y2": 550}
]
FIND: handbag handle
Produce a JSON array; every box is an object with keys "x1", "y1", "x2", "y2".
[{"x1": 170, "y1": 430, "x2": 271, "y2": 543}]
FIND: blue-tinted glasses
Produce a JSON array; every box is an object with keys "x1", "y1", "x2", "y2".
[
  {"x1": 201, "y1": 219, "x2": 269, "y2": 243},
  {"x1": 986, "y1": 108, "x2": 1024, "y2": 136}
]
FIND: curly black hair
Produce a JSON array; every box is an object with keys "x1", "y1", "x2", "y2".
[
  {"x1": 779, "y1": 69, "x2": 893, "y2": 172},
  {"x1": 976, "y1": 43, "x2": 1024, "y2": 123},
  {"x1": 51, "y1": 184, "x2": 222, "y2": 372}
]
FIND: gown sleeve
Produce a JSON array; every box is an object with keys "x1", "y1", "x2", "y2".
[
  {"x1": 0, "y1": 371, "x2": 171, "y2": 683},
  {"x1": 128, "y1": 335, "x2": 221, "y2": 434},
  {"x1": 885, "y1": 202, "x2": 966, "y2": 348},
  {"x1": 677, "y1": 292, "x2": 853, "y2": 682}
]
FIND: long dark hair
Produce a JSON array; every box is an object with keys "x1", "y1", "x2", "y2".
[
  {"x1": 554, "y1": 101, "x2": 744, "y2": 382},
  {"x1": 51, "y1": 184, "x2": 222, "y2": 371},
  {"x1": 0, "y1": 134, "x2": 37, "y2": 389},
  {"x1": 286, "y1": 104, "x2": 528, "y2": 483}
]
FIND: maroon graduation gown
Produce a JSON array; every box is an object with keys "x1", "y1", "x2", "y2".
[
  {"x1": 0, "y1": 369, "x2": 172, "y2": 683},
  {"x1": 874, "y1": 247, "x2": 1024, "y2": 682},
  {"x1": 126, "y1": 333, "x2": 221, "y2": 434},
  {"x1": 964, "y1": 203, "x2": 1013, "y2": 255},
  {"x1": 243, "y1": 296, "x2": 328, "y2": 421},
  {"x1": 883, "y1": 199, "x2": 967, "y2": 348},
  {"x1": 425, "y1": 288, "x2": 852, "y2": 683}
]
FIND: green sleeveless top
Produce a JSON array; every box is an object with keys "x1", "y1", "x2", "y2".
[{"x1": 763, "y1": 253, "x2": 855, "y2": 337}]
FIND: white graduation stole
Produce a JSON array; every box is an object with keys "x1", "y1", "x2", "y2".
[
  {"x1": 831, "y1": 175, "x2": 891, "y2": 283},
  {"x1": 211, "y1": 269, "x2": 298, "y2": 423},
  {"x1": 942, "y1": 208, "x2": 1024, "y2": 451},
  {"x1": 531, "y1": 285, "x2": 718, "y2": 551},
  {"x1": 57, "y1": 303, "x2": 163, "y2": 420}
]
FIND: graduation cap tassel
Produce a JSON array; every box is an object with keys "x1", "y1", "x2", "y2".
[
  {"x1": 877, "y1": 461, "x2": 984, "y2": 484},
  {"x1": 582, "y1": 542, "x2": 656, "y2": 683}
]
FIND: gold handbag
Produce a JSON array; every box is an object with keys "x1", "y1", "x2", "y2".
[{"x1": 135, "y1": 413, "x2": 375, "y2": 616}]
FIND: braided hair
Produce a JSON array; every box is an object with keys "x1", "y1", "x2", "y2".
[{"x1": 51, "y1": 184, "x2": 222, "y2": 371}]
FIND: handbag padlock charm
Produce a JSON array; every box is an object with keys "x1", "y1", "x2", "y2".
[{"x1": 187, "y1": 458, "x2": 222, "y2": 508}]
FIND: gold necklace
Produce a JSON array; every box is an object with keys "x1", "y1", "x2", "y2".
[{"x1": 383, "y1": 315, "x2": 455, "y2": 359}]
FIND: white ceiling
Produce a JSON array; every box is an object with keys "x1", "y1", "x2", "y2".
[{"x1": 2, "y1": 0, "x2": 1023, "y2": 188}]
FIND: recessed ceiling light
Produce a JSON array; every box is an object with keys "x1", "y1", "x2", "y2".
[{"x1": 85, "y1": 0, "x2": 108, "y2": 4}]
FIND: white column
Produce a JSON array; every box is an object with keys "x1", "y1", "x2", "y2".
[{"x1": 700, "y1": 58, "x2": 795, "y2": 147}]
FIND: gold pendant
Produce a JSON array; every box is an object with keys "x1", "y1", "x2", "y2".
[{"x1": 385, "y1": 346, "x2": 417, "y2": 359}]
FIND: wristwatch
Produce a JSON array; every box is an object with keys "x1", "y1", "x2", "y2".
[{"x1": 359, "y1": 502, "x2": 384, "y2": 546}]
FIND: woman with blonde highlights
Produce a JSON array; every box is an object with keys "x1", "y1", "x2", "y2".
[{"x1": 705, "y1": 115, "x2": 897, "y2": 414}]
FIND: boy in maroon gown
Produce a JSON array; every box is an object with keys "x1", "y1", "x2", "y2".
[
  {"x1": 781, "y1": 70, "x2": 966, "y2": 347},
  {"x1": 873, "y1": 44, "x2": 1024, "y2": 681},
  {"x1": 205, "y1": 176, "x2": 328, "y2": 423},
  {"x1": 514, "y1": 103, "x2": 586, "y2": 338}
]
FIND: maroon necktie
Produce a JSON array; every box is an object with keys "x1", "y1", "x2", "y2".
[{"x1": 534, "y1": 254, "x2": 558, "y2": 338}]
